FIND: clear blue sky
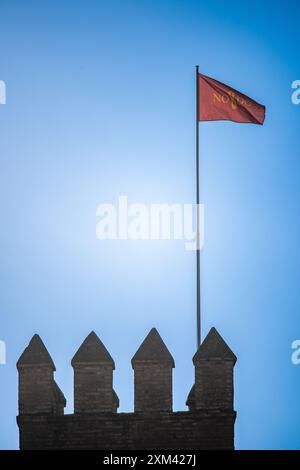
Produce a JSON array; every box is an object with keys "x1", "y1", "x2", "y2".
[{"x1": 1, "y1": 0, "x2": 300, "y2": 449}]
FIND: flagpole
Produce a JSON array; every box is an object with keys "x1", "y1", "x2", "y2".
[{"x1": 195, "y1": 65, "x2": 201, "y2": 349}]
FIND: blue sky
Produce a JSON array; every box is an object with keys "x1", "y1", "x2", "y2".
[{"x1": 0, "y1": 0, "x2": 300, "y2": 449}]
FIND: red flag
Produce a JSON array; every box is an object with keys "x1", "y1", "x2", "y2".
[{"x1": 198, "y1": 74, "x2": 265, "y2": 125}]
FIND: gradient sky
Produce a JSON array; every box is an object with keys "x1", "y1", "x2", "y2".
[{"x1": 1, "y1": 0, "x2": 300, "y2": 449}]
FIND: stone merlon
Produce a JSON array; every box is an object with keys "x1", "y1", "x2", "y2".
[
  {"x1": 17, "y1": 334, "x2": 65, "y2": 415},
  {"x1": 131, "y1": 328, "x2": 175, "y2": 412},
  {"x1": 191, "y1": 327, "x2": 237, "y2": 411},
  {"x1": 71, "y1": 331, "x2": 118, "y2": 413}
]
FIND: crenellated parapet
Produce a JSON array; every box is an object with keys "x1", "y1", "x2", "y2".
[{"x1": 17, "y1": 327, "x2": 237, "y2": 450}]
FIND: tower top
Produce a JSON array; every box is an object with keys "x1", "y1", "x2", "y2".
[
  {"x1": 71, "y1": 331, "x2": 115, "y2": 367},
  {"x1": 17, "y1": 334, "x2": 55, "y2": 370},
  {"x1": 193, "y1": 327, "x2": 236, "y2": 364},
  {"x1": 131, "y1": 328, "x2": 175, "y2": 367}
]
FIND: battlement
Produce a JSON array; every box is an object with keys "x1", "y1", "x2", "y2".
[{"x1": 16, "y1": 327, "x2": 237, "y2": 450}]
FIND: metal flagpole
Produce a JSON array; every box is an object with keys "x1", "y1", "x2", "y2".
[{"x1": 195, "y1": 65, "x2": 201, "y2": 349}]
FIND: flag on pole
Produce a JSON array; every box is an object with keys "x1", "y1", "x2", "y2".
[
  {"x1": 194, "y1": 69, "x2": 266, "y2": 347},
  {"x1": 198, "y1": 74, "x2": 265, "y2": 125}
]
